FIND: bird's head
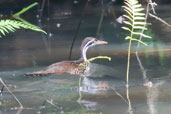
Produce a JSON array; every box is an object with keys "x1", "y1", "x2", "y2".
[
  {"x1": 81, "y1": 37, "x2": 108, "y2": 49},
  {"x1": 81, "y1": 37, "x2": 108, "y2": 61}
]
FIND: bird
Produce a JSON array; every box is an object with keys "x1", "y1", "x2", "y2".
[{"x1": 25, "y1": 37, "x2": 108, "y2": 76}]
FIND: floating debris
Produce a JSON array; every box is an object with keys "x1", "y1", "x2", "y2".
[
  {"x1": 144, "y1": 81, "x2": 153, "y2": 87},
  {"x1": 116, "y1": 15, "x2": 125, "y2": 24}
]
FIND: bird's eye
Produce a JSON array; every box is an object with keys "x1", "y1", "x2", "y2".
[{"x1": 87, "y1": 42, "x2": 93, "y2": 46}]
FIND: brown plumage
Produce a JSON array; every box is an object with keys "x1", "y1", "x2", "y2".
[
  {"x1": 25, "y1": 37, "x2": 108, "y2": 76},
  {"x1": 25, "y1": 61, "x2": 85, "y2": 76}
]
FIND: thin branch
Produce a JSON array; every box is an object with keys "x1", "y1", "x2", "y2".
[
  {"x1": 111, "y1": 88, "x2": 128, "y2": 105},
  {"x1": 46, "y1": 99, "x2": 59, "y2": 109},
  {"x1": 0, "y1": 77, "x2": 23, "y2": 108},
  {"x1": 148, "y1": 0, "x2": 157, "y2": 14},
  {"x1": 96, "y1": 0, "x2": 105, "y2": 36},
  {"x1": 149, "y1": 13, "x2": 171, "y2": 27},
  {"x1": 135, "y1": 0, "x2": 151, "y2": 83}
]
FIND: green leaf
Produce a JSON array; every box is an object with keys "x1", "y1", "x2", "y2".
[
  {"x1": 134, "y1": 22, "x2": 146, "y2": 25},
  {"x1": 134, "y1": 17, "x2": 145, "y2": 20},
  {"x1": 133, "y1": 26, "x2": 147, "y2": 30},
  {"x1": 133, "y1": 32, "x2": 152, "y2": 38},
  {"x1": 1, "y1": 27, "x2": 9, "y2": 34},
  {"x1": 125, "y1": 36, "x2": 148, "y2": 46},
  {"x1": 80, "y1": 56, "x2": 111, "y2": 67},
  {"x1": 0, "y1": 19, "x2": 46, "y2": 37},
  {"x1": 123, "y1": 21, "x2": 132, "y2": 27},
  {"x1": 134, "y1": 13, "x2": 145, "y2": 16},
  {"x1": 123, "y1": 15, "x2": 133, "y2": 22},
  {"x1": 122, "y1": 26, "x2": 131, "y2": 32},
  {"x1": 131, "y1": 38, "x2": 148, "y2": 46},
  {"x1": 134, "y1": 4, "x2": 142, "y2": 8},
  {"x1": 124, "y1": 9, "x2": 133, "y2": 18},
  {"x1": 122, "y1": 6, "x2": 133, "y2": 16},
  {"x1": 134, "y1": 8, "x2": 144, "y2": 12},
  {"x1": 124, "y1": 1, "x2": 133, "y2": 10},
  {"x1": 132, "y1": 0, "x2": 138, "y2": 5},
  {"x1": 0, "y1": 28, "x2": 5, "y2": 35},
  {"x1": 122, "y1": 0, "x2": 152, "y2": 46}
]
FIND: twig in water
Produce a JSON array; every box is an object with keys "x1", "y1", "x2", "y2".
[
  {"x1": 135, "y1": 0, "x2": 151, "y2": 83},
  {"x1": 39, "y1": 0, "x2": 46, "y2": 19},
  {"x1": 0, "y1": 77, "x2": 23, "y2": 108},
  {"x1": 149, "y1": 13, "x2": 171, "y2": 27},
  {"x1": 111, "y1": 87, "x2": 128, "y2": 105},
  {"x1": 40, "y1": 99, "x2": 61, "y2": 109},
  {"x1": 96, "y1": 0, "x2": 105, "y2": 37},
  {"x1": 46, "y1": 99, "x2": 59, "y2": 109},
  {"x1": 148, "y1": 0, "x2": 157, "y2": 14},
  {"x1": 39, "y1": 99, "x2": 63, "y2": 114}
]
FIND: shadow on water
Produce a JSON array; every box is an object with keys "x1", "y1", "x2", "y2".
[{"x1": 0, "y1": 0, "x2": 171, "y2": 114}]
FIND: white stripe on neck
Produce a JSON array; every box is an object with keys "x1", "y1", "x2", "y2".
[{"x1": 82, "y1": 39, "x2": 94, "y2": 61}]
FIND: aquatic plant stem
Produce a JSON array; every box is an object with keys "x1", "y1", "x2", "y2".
[
  {"x1": 135, "y1": 0, "x2": 151, "y2": 83},
  {"x1": 126, "y1": 38, "x2": 133, "y2": 113},
  {"x1": 126, "y1": 5, "x2": 135, "y2": 111},
  {"x1": 96, "y1": 0, "x2": 104, "y2": 36},
  {"x1": 126, "y1": 39, "x2": 132, "y2": 87},
  {"x1": 79, "y1": 56, "x2": 111, "y2": 67},
  {"x1": 12, "y1": 2, "x2": 47, "y2": 34},
  {"x1": 77, "y1": 76, "x2": 82, "y2": 103},
  {"x1": 112, "y1": 88, "x2": 128, "y2": 105},
  {"x1": 13, "y1": 2, "x2": 38, "y2": 17},
  {"x1": 96, "y1": 9, "x2": 105, "y2": 36}
]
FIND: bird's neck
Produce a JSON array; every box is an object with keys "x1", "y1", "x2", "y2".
[
  {"x1": 81, "y1": 46, "x2": 88, "y2": 61},
  {"x1": 74, "y1": 46, "x2": 88, "y2": 64}
]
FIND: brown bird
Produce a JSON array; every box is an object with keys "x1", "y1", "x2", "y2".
[{"x1": 25, "y1": 37, "x2": 108, "y2": 76}]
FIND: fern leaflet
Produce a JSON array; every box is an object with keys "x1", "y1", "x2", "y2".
[
  {"x1": 122, "y1": 0, "x2": 151, "y2": 45},
  {"x1": 0, "y1": 19, "x2": 46, "y2": 37}
]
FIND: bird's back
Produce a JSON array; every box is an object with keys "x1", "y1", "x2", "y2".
[{"x1": 25, "y1": 61, "x2": 86, "y2": 76}]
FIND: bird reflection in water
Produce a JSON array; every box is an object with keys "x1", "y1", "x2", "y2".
[{"x1": 80, "y1": 77, "x2": 109, "y2": 94}]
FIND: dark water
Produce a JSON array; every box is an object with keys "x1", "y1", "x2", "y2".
[{"x1": 0, "y1": 1, "x2": 171, "y2": 114}]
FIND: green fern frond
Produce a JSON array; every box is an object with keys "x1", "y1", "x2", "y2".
[
  {"x1": 0, "y1": 19, "x2": 46, "y2": 37},
  {"x1": 125, "y1": 36, "x2": 148, "y2": 46},
  {"x1": 79, "y1": 56, "x2": 111, "y2": 67},
  {"x1": 122, "y1": 1, "x2": 152, "y2": 107},
  {"x1": 122, "y1": 0, "x2": 151, "y2": 45}
]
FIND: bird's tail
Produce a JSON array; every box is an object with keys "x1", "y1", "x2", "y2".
[{"x1": 24, "y1": 70, "x2": 53, "y2": 76}]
